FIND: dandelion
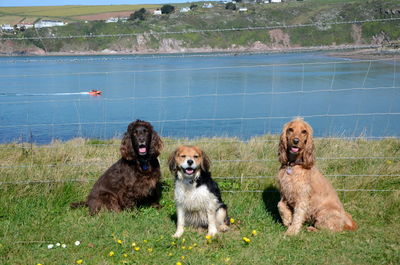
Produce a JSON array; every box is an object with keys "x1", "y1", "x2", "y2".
[
  {"x1": 56, "y1": 243, "x2": 61, "y2": 247},
  {"x1": 229, "y1": 218, "x2": 235, "y2": 224},
  {"x1": 117, "y1": 239, "x2": 123, "y2": 244},
  {"x1": 74, "y1": 241, "x2": 81, "y2": 246},
  {"x1": 61, "y1": 244, "x2": 66, "y2": 248},
  {"x1": 181, "y1": 255, "x2": 185, "y2": 260},
  {"x1": 386, "y1": 160, "x2": 393, "y2": 165},
  {"x1": 171, "y1": 241, "x2": 176, "y2": 246},
  {"x1": 168, "y1": 252, "x2": 173, "y2": 256},
  {"x1": 206, "y1": 235, "x2": 212, "y2": 243},
  {"x1": 122, "y1": 253, "x2": 128, "y2": 258},
  {"x1": 242, "y1": 237, "x2": 251, "y2": 243},
  {"x1": 76, "y1": 259, "x2": 83, "y2": 264},
  {"x1": 181, "y1": 246, "x2": 186, "y2": 250},
  {"x1": 192, "y1": 243, "x2": 198, "y2": 247},
  {"x1": 37, "y1": 264, "x2": 43, "y2": 265},
  {"x1": 47, "y1": 244, "x2": 54, "y2": 249},
  {"x1": 224, "y1": 257, "x2": 231, "y2": 262},
  {"x1": 188, "y1": 246, "x2": 193, "y2": 250},
  {"x1": 181, "y1": 238, "x2": 186, "y2": 243},
  {"x1": 147, "y1": 248, "x2": 153, "y2": 252},
  {"x1": 109, "y1": 251, "x2": 115, "y2": 257},
  {"x1": 134, "y1": 247, "x2": 140, "y2": 251},
  {"x1": 131, "y1": 242, "x2": 137, "y2": 247},
  {"x1": 143, "y1": 239, "x2": 148, "y2": 243},
  {"x1": 252, "y1": 230, "x2": 257, "y2": 236},
  {"x1": 176, "y1": 262, "x2": 182, "y2": 265}
]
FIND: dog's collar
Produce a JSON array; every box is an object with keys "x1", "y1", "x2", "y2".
[
  {"x1": 284, "y1": 161, "x2": 303, "y2": 175},
  {"x1": 139, "y1": 159, "x2": 149, "y2": 171}
]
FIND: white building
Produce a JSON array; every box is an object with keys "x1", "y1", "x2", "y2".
[
  {"x1": 106, "y1": 17, "x2": 118, "y2": 23},
  {"x1": 1, "y1": 24, "x2": 14, "y2": 31},
  {"x1": 271, "y1": 0, "x2": 282, "y2": 3},
  {"x1": 180, "y1": 7, "x2": 191, "y2": 13},
  {"x1": 153, "y1": 9, "x2": 162, "y2": 15},
  {"x1": 239, "y1": 7, "x2": 248, "y2": 12},
  {"x1": 34, "y1": 20, "x2": 65, "y2": 29},
  {"x1": 202, "y1": 3, "x2": 214, "y2": 8},
  {"x1": 16, "y1": 23, "x2": 34, "y2": 30}
]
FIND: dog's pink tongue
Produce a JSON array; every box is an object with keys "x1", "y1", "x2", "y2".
[
  {"x1": 139, "y1": 147, "x2": 147, "y2": 153},
  {"x1": 186, "y1": 168, "x2": 194, "y2": 174},
  {"x1": 291, "y1": 147, "x2": 299, "y2": 153}
]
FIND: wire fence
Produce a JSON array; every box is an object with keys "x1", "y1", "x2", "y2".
[{"x1": 0, "y1": 36, "x2": 399, "y2": 192}]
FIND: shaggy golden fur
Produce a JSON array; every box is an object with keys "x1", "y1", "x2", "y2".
[{"x1": 276, "y1": 118, "x2": 357, "y2": 235}]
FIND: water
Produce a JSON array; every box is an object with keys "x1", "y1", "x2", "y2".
[{"x1": 0, "y1": 52, "x2": 399, "y2": 144}]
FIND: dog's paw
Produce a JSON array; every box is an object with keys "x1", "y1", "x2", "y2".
[
  {"x1": 172, "y1": 230, "x2": 183, "y2": 238},
  {"x1": 284, "y1": 226, "x2": 300, "y2": 236},
  {"x1": 307, "y1": 226, "x2": 318, "y2": 232},
  {"x1": 219, "y1": 224, "x2": 229, "y2": 232},
  {"x1": 207, "y1": 228, "x2": 218, "y2": 237}
]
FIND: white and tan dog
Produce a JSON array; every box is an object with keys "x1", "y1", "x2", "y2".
[{"x1": 168, "y1": 145, "x2": 229, "y2": 238}]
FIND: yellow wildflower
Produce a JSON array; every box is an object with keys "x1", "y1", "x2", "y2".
[
  {"x1": 188, "y1": 246, "x2": 193, "y2": 250},
  {"x1": 171, "y1": 241, "x2": 176, "y2": 246},
  {"x1": 122, "y1": 254, "x2": 128, "y2": 258},
  {"x1": 117, "y1": 240, "x2": 122, "y2": 244},
  {"x1": 143, "y1": 240, "x2": 148, "y2": 243},
  {"x1": 176, "y1": 262, "x2": 182, "y2": 265},
  {"x1": 168, "y1": 252, "x2": 173, "y2": 256},
  {"x1": 229, "y1": 218, "x2": 235, "y2": 224},
  {"x1": 131, "y1": 242, "x2": 137, "y2": 247},
  {"x1": 109, "y1": 251, "x2": 115, "y2": 257},
  {"x1": 76, "y1": 259, "x2": 83, "y2": 264},
  {"x1": 252, "y1": 230, "x2": 257, "y2": 236},
  {"x1": 134, "y1": 247, "x2": 140, "y2": 251},
  {"x1": 205, "y1": 235, "x2": 212, "y2": 240},
  {"x1": 181, "y1": 246, "x2": 186, "y2": 250},
  {"x1": 181, "y1": 256, "x2": 185, "y2": 260},
  {"x1": 224, "y1": 257, "x2": 231, "y2": 262},
  {"x1": 243, "y1": 237, "x2": 251, "y2": 243},
  {"x1": 147, "y1": 248, "x2": 153, "y2": 252}
]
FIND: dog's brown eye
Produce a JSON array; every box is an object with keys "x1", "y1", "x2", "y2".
[
  {"x1": 193, "y1": 155, "x2": 199, "y2": 159},
  {"x1": 180, "y1": 155, "x2": 186, "y2": 158},
  {"x1": 302, "y1": 130, "x2": 307, "y2": 134},
  {"x1": 287, "y1": 128, "x2": 294, "y2": 133}
]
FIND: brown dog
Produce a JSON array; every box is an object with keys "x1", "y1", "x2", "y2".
[
  {"x1": 71, "y1": 120, "x2": 163, "y2": 215},
  {"x1": 276, "y1": 118, "x2": 357, "y2": 235}
]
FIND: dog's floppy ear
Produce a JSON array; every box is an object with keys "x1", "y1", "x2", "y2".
[
  {"x1": 201, "y1": 151, "x2": 211, "y2": 172},
  {"x1": 302, "y1": 122, "x2": 315, "y2": 169},
  {"x1": 150, "y1": 130, "x2": 163, "y2": 157},
  {"x1": 168, "y1": 149, "x2": 178, "y2": 174},
  {"x1": 120, "y1": 132, "x2": 135, "y2": 160},
  {"x1": 278, "y1": 123, "x2": 289, "y2": 165}
]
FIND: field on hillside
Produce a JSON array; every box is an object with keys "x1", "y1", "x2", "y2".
[{"x1": 0, "y1": 136, "x2": 399, "y2": 264}]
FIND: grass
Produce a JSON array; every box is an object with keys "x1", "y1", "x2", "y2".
[{"x1": 0, "y1": 135, "x2": 399, "y2": 264}]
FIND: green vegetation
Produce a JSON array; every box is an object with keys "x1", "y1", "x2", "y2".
[
  {"x1": 0, "y1": 136, "x2": 399, "y2": 264},
  {"x1": 1, "y1": 0, "x2": 399, "y2": 54}
]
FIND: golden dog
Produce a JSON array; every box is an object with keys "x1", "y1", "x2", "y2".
[{"x1": 277, "y1": 118, "x2": 357, "y2": 235}]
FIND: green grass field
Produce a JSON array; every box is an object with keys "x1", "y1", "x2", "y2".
[{"x1": 0, "y1": 135, "x2": 399, "y2": 264}]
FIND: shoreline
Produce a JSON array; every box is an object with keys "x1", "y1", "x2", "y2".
[{"x1": 1, "y1": 44, "x2": 399, "y2": 60}]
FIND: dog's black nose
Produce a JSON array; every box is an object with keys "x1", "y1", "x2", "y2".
[
  {"x1": 187, "y1": 159, "x2": 193, "y2": 166},
  {"x1": 293, "y1": 138, "x2": 299, "y2": 145}
]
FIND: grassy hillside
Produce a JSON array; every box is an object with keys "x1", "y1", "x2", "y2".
[
  {"x1": 0, "y1": 136, "x2": 399, "y2": 264},
  {"x1": 1, "y1": 0, "x2": 399, "y2": 54}
]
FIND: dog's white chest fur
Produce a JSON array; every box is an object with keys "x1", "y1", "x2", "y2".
[{"x1": 174, "y1": 179, "x2": 218, "y2": 212}]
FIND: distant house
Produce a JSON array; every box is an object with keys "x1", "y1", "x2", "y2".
[
  {"x1": 15, "y1": 23, "x2": 34, "y2": 30},
  {"x1": 180, "y1": 7, "x2": 191, "y2": 13},
  {"x1": 202, "y1": 3, "x2": 214, "y2": 8},
  {"x1": 105, "y1": 17, "x2": 118, "y2": 23},
  {"x1": 34, "y1": 20, "x2": 65, "y2": 29},
  {"x1": 153, "y1": 9, "x2": 162, "y2": 15},
  {"x1": 270, "y1": 0, "x2": 282, "y2": 3},
  {"x1": 1, "y1": 24, "x2": 13, "y2": 31},
  {"x1": 239, "y1": 7, "x2": 248, "y2": 12}
]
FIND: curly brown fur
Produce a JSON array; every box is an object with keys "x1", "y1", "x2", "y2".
[
  {"x1": 70, "y1": 120, "x2": 163, "y2": 215},
  {"x1": 276, "y1": 118, "x2": 357, "y2": 235}
]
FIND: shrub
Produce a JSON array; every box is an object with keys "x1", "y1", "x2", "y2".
[{"x1": 161, "y1": 4, "x2": 175, "y2": 14}]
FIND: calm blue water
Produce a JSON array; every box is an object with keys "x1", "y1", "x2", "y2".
[{"x1": 0, "y1": 52, "x2": 399, "y2": 144}]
